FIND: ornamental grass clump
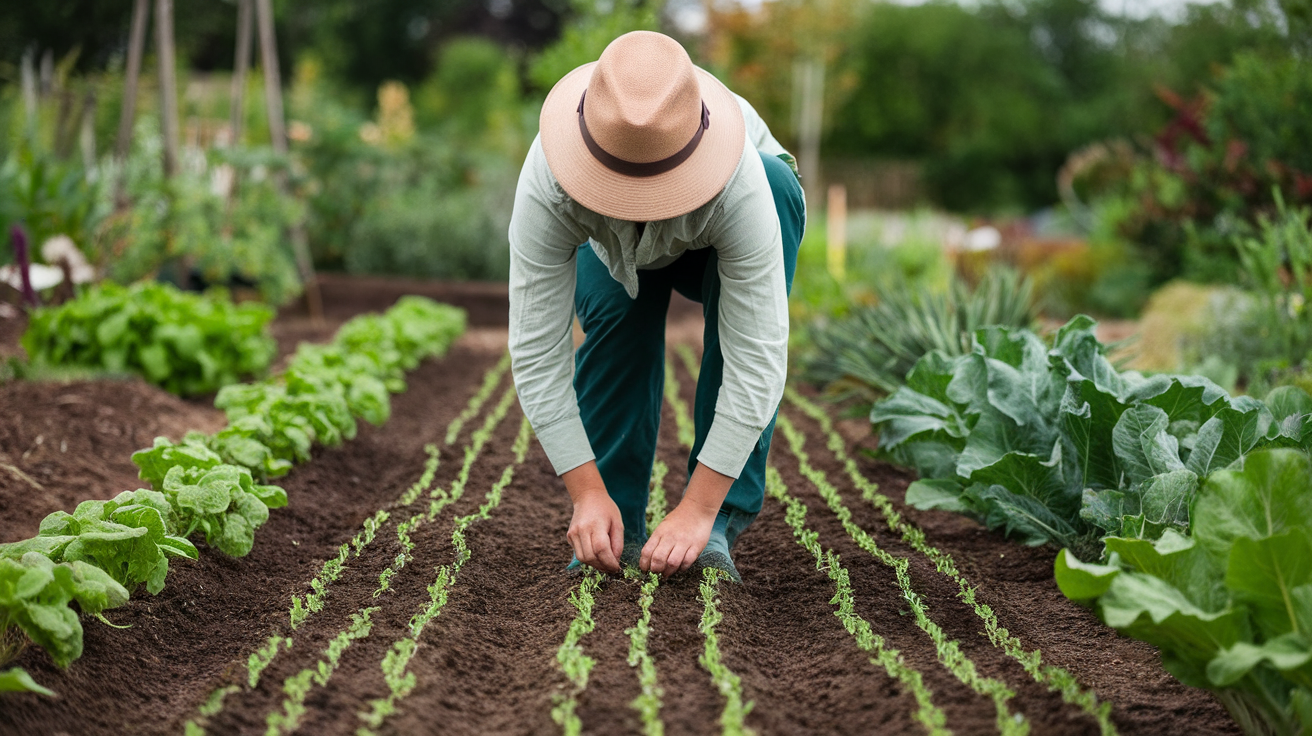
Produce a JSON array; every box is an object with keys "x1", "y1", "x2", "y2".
[{"x1": 804, "y1": 267, "x2": 1035, "y2": 405}]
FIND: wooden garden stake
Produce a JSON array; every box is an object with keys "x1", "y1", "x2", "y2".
[
  {"x1": 114, "y1": 0, "x2": 149, "y2": 204},
  {"x1": 255, "y1": 0, "x2": 324, "y2": 320},
  {"x1": 155, "y1": 0, "x2": 181, "y2": 178},
  {"x1": 229, "y1": 0, "x2": 253, "y2": 145},
  {"x1": 827, "y1": 184, "x2": 846, "y2": 282}
]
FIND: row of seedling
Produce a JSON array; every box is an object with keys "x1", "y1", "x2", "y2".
[
  {"x1": 552, "y1": 571, "x2": 605, "y2": 735},
  {"x1": 184, "y1": 352, "x2": 512, "y2": 733},
  {"x1": 783, "y1": 389, "x2": 1116, "y2": 735},
  {"x1": 765, "y1": 466, "x2": 948, "y2": 735},
  {"x1": 358, "y1": 415, "x2": 534, "y2": 735},
  {"x1": 775, "y1": 414, "x2": 1028, "y2": 735},
  {"x1": 265, "y1": 607, "x2": 380, "y2": 736}
]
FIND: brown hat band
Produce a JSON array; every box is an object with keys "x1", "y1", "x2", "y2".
[{"x1": 577, "y1": 90, "x2": 711, "y2": 178}]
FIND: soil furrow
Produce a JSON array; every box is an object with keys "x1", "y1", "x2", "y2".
[{"x1": 373, "y1": 437, "x2": 580, "y2": 736}]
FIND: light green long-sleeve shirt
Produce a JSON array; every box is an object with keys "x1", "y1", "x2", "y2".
[{"x1": 508, "y1": 93, "x2": 798, "y2": 479}]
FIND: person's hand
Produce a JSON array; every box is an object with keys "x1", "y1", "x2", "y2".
[
  {"x1": 562, "y1": 462, "x2": 624, "y2": 573},
  {"x1": 640, "y1": 461, "x2": 734, "y2": 577},
  {"x1": 640, "y1": 500, "x2": 717, "y2": 577}
]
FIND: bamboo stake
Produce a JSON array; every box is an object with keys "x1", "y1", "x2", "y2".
[
  {"x1": 229, "y1": 0, "x2": 253, "y2": 145},
  {"x1": 114, "y1": 0, "x2": 149, "y2": 204},
  {"x1": 255, "y1": 0, "x2": 323, "y2": 320},
  {"x1": 155, "y1": 0, "x2": 181, "y2": 178}
]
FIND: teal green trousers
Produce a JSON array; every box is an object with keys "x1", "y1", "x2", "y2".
[{"x1": 573, "y1": 151, "x2": 804, "y2": 553}]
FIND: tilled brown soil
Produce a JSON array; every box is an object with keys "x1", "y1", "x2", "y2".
[{"x1": 0, "y1": 280, "x2": 1243, "y2": 736}]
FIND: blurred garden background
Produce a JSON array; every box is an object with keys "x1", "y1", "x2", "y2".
[{"x1": 1, "y1": 0, "x2": 1310, "y2": 400}]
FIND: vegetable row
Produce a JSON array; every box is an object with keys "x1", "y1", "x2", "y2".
[{"x1": 0, "y1": 297, "x2": 466, "y2": 695}]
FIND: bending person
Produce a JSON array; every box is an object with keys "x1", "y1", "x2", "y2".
[{"x1": 508, "y1": 31, "x2": 804, "y2": 581}]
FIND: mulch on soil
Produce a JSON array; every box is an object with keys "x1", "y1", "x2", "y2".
[{"x1": 0, "y1": 278, "x2": 1243, "y2": 735}]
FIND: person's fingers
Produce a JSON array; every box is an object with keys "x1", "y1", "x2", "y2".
[
  {"x1": 659, "y1": 542, "x2": 685, "y2": 578},
  {"x1": 640, "y1": 535, "x2": 657, "y2": 570},
  {"x1": 678, "y1": 545, "x2": 700, "y2": 573},
  {"x1": 609, "y1": 516, "x2": 624, "y2": 561},
  {"x1": 593, "y1": 528, "x2": 620, "y2": 573},
  {"x1": 648, "y1": 536, "x2": 676, "y2": 574},
  {"x1": 566, "y1": 527, "x2": 582, "y2": 563},
  {"x1": 577, "y1": 529, "x2": 598, "y2": 569}
]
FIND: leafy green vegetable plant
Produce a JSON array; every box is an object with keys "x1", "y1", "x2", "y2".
[
  {"x1": 0, "y1": 667, "x2": 56, "y2": 696},
  {"x1": 0, "y1": 492, "x2": 198, "y2": 595},
  {"x1": 131, "y1": 437, "x2": 288, "y2": 558},
  {"x1": 21, "y1": 281, "x2": 276, "y2": 396},
  {"x1": 871, "y1": 316, "x2": 1307, "y2": 548},
  {"x1": 0, "y1": 552, "x2": 129, "y2": 669},
  {"x1": 1057, "y1": 449, "x2": 1312, "y2": 736},
  {"x1": 211, "y1": 297, "x2": 467, "y2": 470}
]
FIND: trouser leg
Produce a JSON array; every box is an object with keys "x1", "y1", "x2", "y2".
[
  {"x1": 574, "y1": 244, "x2": 671, "y2": 547},
  {"x1": 672, "y1": 151, "x2": 805, "y2": 550}
]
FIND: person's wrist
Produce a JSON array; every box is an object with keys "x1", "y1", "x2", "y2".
[
  {"x1": 569, "y1": 483, "x2": 611, "y2": 506},
  {"x1": 676, "y1": 492, "x2": 720, "y2": 521}
]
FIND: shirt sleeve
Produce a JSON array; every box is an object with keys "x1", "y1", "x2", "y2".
[
  {"x1": 734, "y1": 93, "x2": 789, "y2": 158},
  {"x1": 508, "y1": 137, "x2": 596, "y2": 475},
  {"x1": 696, "y1": 143, "x2": 790, "y2": 478}
]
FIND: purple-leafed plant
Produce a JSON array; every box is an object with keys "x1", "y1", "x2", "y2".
[{"x1": 9, "y1": 226, "x2": 38, "y2": 308}]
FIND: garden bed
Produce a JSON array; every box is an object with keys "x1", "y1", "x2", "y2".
[{"x1": 0, "y1": 277, "x2": 1239, "y2": 735}]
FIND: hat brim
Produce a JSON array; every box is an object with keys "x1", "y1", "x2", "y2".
[{"x1": 539, "y1": 62, "x2": 747, "y2": 222}]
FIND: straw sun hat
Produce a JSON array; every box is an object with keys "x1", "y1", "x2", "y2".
[{"x1": 539, "y1": 31, "x2": 746, "y2": 222}]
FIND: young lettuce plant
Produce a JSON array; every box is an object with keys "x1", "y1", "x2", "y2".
[
  {"x1": 0, "y1": 552, "x2": 130, "y2": 669},
  {"x1": 0, "y1": 491, "x2": 198, "y2": 595},
  {"x1": 133, "y1": 436, "x2": 288, "y2": 557},
  {"x1": 1057, "y1": 449, "x2": 1312, "y2": 736}
]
